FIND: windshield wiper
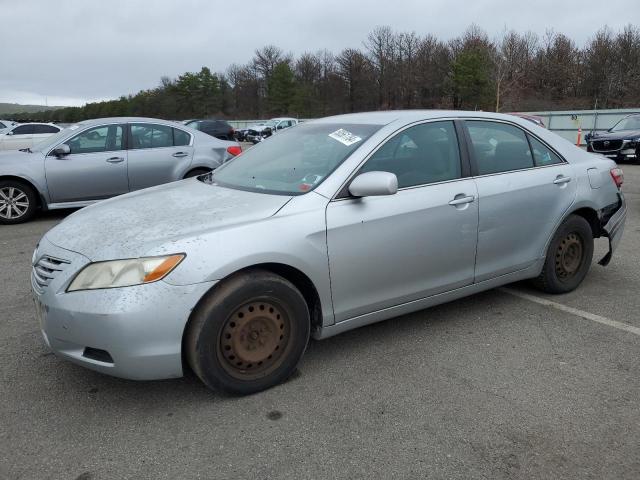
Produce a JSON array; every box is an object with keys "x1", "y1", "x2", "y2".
[{"x1": 18, "y1": 148, "x2": 32, "y2": 153}]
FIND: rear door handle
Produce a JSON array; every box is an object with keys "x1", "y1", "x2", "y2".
[
  {"x1": 553, "y1": 176, "x2": 572, "y2": 185},
  {"x1": 448, "y1": 194, "x2": 475, "y2": 206},
  {"x1": 106, "y1": 157, "x2": 124, "y2": 163},
  {"x1": 172, "y1": 152, "x2": 189, "y2": 158}
]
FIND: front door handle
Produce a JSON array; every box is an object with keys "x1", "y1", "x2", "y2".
[
  {"x1": 106, "y1": 157, "x2": 124, "y2": 163},
  {"x1": 172, "y1": 152, "x2": 189, "y2": 158},
  {"x1": 553, "y1": 176, "x2": 572, "y2": 185},
  {"x1": 448, "y1": 194, "x2": 475, "y2": 206}
]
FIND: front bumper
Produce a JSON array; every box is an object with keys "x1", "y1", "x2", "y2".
[
  {"x1": 598, "y1": 193, "x2": 627, "y2": 266},
  {"x1": 32, "y1": 238, "x2": 216, "y2": 380},
  {"x1": 588, "y1": 142, "x2": 639, "y2": 162}
]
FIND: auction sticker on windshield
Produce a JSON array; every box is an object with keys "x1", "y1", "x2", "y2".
[{"x1": 329, "y1": 128, "x2": 362, "y2": 146}]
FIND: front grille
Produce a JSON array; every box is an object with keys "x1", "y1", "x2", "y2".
[
  {"x1": 592, "y1": 139, "x2": 623, "y2": 152},
  {"x1": 32, "y1": 255, "x2": 70, "y2": 291}
]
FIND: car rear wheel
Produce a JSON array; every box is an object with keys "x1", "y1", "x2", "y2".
[
  {"x1": 185, "y1": 270, "x2": 310, "y2": 395},
  {"x1": 532, "y1": 215, "x2": 594, "y2": 294},
  {"x1": 0, "y1": 180, "x2": 37, "y2": 224}
]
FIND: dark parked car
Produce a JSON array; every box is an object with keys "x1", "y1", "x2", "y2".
[
  {"x1": 183, "y1": 119, "x2": 235, "y2": 141},
  {"x1": 586, "y1": 114, "x2": 640, "y2": 163}
]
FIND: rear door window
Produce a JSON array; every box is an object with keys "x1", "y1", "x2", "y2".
[
  {"x1": 466, "y1": 121, "x2": 534, "y2": 175},
  {"x1": 130, "y1": 124, "x2": 173, "y2": 149},
  {"x1": 173, "y1": 128, "x2": 191, "y2": 146},
  {"x1": 33, "y1": 124, "x2": 60, "y2": 134},
  {"x1": 527, "y1": 135, "x2": 563, "y2": 167}
]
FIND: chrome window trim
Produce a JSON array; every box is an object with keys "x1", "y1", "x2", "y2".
[{"x1": 330, "y1": 175, "x2": 472, "y2": 203}]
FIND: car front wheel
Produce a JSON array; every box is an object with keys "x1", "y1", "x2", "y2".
[
  {"x1": 0, "y1": 180, "x2": 37, "y2": 224},
  {"x1": 532, "y1": 214, "x2": 594, "y2": 294},
  {"x1": 185, "y1": 269, "x2": 310, "y2": 395}
]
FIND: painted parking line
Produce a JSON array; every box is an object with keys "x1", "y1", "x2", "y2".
[{"x1": 500, "y1": 287, "x2": 640, "y2": 337}]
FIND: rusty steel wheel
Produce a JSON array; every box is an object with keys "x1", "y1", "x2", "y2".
[
  {"x1": 532, "y1": 214, "x2": 593, "y2": 294},
  {"x1": 185, "y1": 269, "x2": 310, "y2": 394},
  {"x1": 218, "y1": 300, "x2": 291, "y2": 380},
  {"x1": 554, "y1": 232, "x2": 584, "y2": 280}
]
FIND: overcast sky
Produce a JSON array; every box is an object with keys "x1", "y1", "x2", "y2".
[{"x1": 0, "y1": 0, "x2": 636, "y2": 106}]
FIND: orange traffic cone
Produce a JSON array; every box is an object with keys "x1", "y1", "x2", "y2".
[{"x1": 576, "y1": 127, "x2": 582, "y2": 147}]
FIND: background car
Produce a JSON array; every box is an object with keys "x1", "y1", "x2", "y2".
[
  {"x1": 0, "y1": 119, "x2": 17, "y2": 134},
  {"x1": 31, "y1": 111, "x2": 625, "y2": 394},
  {"x1": 0, "y1": 122, "x2": 61, "y2": 151},
  {"x1": 183, "y1": 119, "x2": 235, "y2": 140},
  {"x1": 0, "y1": 117, "x2": 242, "y2": 223},
  {"x1": 233, "y1": 126, "x2": 255, "y2": 142},
  {"x1": 586, "y1": 113, "x2": 640, "y2": 163},
  {"x1": 246, "y1": 117, "x2": 299, "y2": 143}
]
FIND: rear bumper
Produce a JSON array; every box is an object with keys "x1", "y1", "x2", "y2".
[{"x1": 598, "y1": 193, "x2": 626, "y2": 266}]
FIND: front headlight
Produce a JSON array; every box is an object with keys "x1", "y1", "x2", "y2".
[{"x1": 67, "y1": 254, "x2": 185, "y2": 292}]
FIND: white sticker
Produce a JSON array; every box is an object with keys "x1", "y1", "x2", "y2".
[{"x1": 328, "y1": 128, "x2": 362, "y2": 146}]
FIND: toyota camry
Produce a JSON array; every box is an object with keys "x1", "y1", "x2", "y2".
[{"x1": 31, "y1": 111, "x2": 626, "y2": 394}]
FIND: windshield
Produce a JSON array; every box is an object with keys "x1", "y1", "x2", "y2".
[
  {"x1": 208, "y1": 122, "x2": 382, "y2": 195},
  {"x1": 31, "y1": 123, "x2": 85, "y2": 152},
  {"x1": 610, "y1": 116, "x2": 640, "y2": 132}
]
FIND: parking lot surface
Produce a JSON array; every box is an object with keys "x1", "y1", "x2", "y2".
[{"x1": 1, "y1": 165, "x2": 639, "y2": 480}]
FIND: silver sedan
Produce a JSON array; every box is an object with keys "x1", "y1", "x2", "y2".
[
  {"x1": 32, "y1": 110, "x2": 626, "y2": 394},
  {"x1": 0, "y1": 117, "x2": 241, "y2": 223}
]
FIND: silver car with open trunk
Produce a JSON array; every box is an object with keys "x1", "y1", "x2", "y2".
[{"x1": 32, "y1": 110, "x2": 626, "y2": 394}]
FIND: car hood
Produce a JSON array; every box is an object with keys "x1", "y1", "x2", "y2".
[
  {"x1": 45, "y1": 179, "x2": 293, "y2": 261},
  {"x1": 589, "y1": 129, "x2": 640, "y2": 141}
]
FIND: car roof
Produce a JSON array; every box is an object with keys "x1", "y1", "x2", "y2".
[
  {"x1": 310, "y1": 110, "x2": 546, "y2": 126},
  {"x1": 74, "y1": 117, "x2": 191, "y2": 126},
  {"x1": 11, "y1": 122, "x2": 58, "y2": 126}
]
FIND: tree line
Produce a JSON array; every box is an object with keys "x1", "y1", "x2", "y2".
[{"x1": 13, "y1": 24, "x2": 640, "y2": 123}]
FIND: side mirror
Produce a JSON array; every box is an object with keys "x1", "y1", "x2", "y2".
[
  {"x1": 348, "y1": 171, "x2": 398, "y2": 197},
  {"x1": 6, "y1": 131, "x2": 14, "y2": 136},
  {"x1": 52, "y1": 144, "x2": 70, "y2": 157}
]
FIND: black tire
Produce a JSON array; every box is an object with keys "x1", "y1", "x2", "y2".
[
  {"x1": 185, "y1": 269, "x2": 310, "y2": 395},
  {"x1": 0, "y1": 180, "x2": 38, "y2": 224},
  {"x1": 184, "y1": 168, "x2": 211, "y2": 179},
  {"x1": 531, "y1": 215, "x2": 594, "y2": 294}
]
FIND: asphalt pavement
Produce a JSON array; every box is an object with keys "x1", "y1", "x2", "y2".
[{"x1": 1, "y1": 165, "x2": 639, "y2": 480}]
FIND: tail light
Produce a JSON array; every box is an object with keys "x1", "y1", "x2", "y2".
[
  {"x1": 610, "y1": 167, "x2": 624, "y2": 188},
  {"x1": 227, "y1": 145, "x2": 242, "y2": 157}
]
